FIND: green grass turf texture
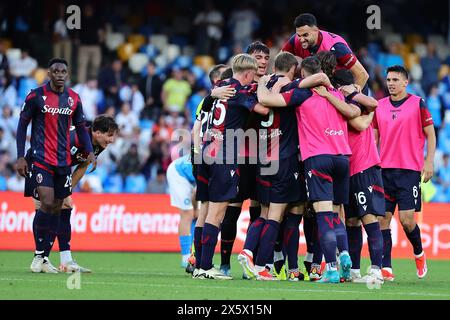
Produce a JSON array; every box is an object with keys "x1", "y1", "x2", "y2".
[{"x1": 0, "y1": 251, "x2": 449, "y2": 300}]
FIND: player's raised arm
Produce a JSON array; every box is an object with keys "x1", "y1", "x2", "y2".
[{"x1": 349, "y1": 60, "x2": 369, "y2": 90}]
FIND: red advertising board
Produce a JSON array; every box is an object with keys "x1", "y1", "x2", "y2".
[{"x1": 0, "y1": 192, "x2": 449, "y2": 259}]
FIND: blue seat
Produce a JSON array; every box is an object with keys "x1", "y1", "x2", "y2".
[
  {"x1": 17, "y1": 77, "x2": 38, "y2": 105},
  {"x1": 124, "y1": 174, "x2": 147, "y2": 193},
  {"x1": 173, "y1": 55, "x2": 193, "y2": 69},
  {"x1": 103, "y1": 173, "x2": 123, "y2": 193},
  {"x1": 0, "y1": 176, "x2": 7, "y2": 191}
]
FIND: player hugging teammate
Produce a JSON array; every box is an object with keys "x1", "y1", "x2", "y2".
[{"x1": 189, "y1": 12, "x2": 434, "y2": 284}]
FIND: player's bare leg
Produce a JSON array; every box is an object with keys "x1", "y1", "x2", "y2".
[
  {"x1": 179, "y1": 208, "x2": 195, "y2": 268},
  {"x1": 399, "y1": 209, "x2": 427, "y2": 278}
]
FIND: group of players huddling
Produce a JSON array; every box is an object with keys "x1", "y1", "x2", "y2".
[
  {"x1": 16, "y1": 12, "x2": 434, "y2": 284},
  {"x1": 185, "y1": 13, "x2": 435, "y2": 284}
]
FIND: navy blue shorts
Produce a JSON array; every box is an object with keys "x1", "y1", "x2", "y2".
[
  {"x1": 304, "y1": 154, "x2": 350, "y2": 205},
  {"x1": 256, "y1": 155, "x2": 307, "y2": 204},
  {"x1": 344, "y1": 166, "x2": 386, "y2": 219},
  {"x1": 206, "y1": 163, "x2": 240, "y2": 202},
  {"x1": 382, "y1": 168, "x2": 421, "y2": 213},
  {"x1": 24, "y1": 161, "x2": 72, "y2": 200},
  {"x1": 195, "y1": 162, "x2": 209, "y2": 202},
  {"x1": 231, "y1": 163, "x2": 257, "y2": 203}
]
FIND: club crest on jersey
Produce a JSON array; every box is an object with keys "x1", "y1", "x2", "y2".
[
  {"x1": 308, "y1": 171, "x2": 312, "y2": 178},
  {"x1": 294, "y1": 172, "x2": 299, "y2": 180},
  {"x1": 230, "y1": 170, "x2": 235, "y2": 177},
  {"x1": 68, "y1": 96, "x2": 74, "y2": 107},
  {"x1": 392, "y1": 112, "x2": 398, "y2": 120},
  {"x1": 42, "y1": 95, "x2": 47, "y2": 101},
  {"x1": 36, "y1": 173, "x2": 43, "y2": 184}
]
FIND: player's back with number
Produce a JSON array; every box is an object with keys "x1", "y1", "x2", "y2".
[{"x1": 205, "y1": 78, "x2": 257, "y2": 160}]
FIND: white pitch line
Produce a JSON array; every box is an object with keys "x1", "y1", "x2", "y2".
[{"x1": 1, "y1": 277, "x2": 450, "y2": 298}]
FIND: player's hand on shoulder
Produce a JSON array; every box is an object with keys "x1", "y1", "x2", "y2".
[
  {"x1": 273, "y1": 76, "x2": 291, "y2": 89},
  {"x1": 313, "y1": 85, "x2": 329, "y2": 97},
  {"x1": 211, "y1": 85, "x2": 236, "y2": 100},
  {"x1": 258, "y1": 75, "x2": 271, "y2": 86},
  {"x1": 86, "y1": 152, "x2": 95, "y2": 164},
  {"x1": 338, "y1": 85, "x2": 357, "y2": 97},
  {"x1": 16, "y1": 157, "x2": 28, "y2": 178},
  {"x1": 320, "y1": 73, "x2": 333, "y2": 88}
]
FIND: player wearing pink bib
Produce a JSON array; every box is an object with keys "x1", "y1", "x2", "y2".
[
  {"x1": 256, "y1": 56, "x2": 361, "y2": 283},
  {"x1": 281, "y1": 13, "x2": 369, "y2": 91},
  {"x1": 330, "y1": 69, "x2": 385, "y2": 285},
  {"x1": 373, "y1": 65, "x2": 435, "y2": 281}
]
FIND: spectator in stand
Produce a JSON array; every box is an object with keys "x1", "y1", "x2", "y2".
[
  {"x1": 435, "y1": 154, "x2": 450, "y2": 200},
  {"x1": 193, "y1": 1, "x2": 224, "y2": 60},
  {"x1": 7, "y1": 164, "x2": 25, "y2": 192},
  {"x1": 186, "y1": 85, "x2": 208, "y2": 126},
  {"x1": 79, "y1": 174, "x2": 104, "y2": 193},
  {"x1": 130, "y1": 82, "x2": 145, "y2": 117},
  {"x1": 378, "y1": 43, "x2": 404, "y2": 72},
  {"x1": 0, "y1": 105, "x2": 19, "y2": 144},
  {"x1": 0, "y1": 40, "x2": 9, "y2": 79},
  {"x1": 0, "y1": 74, "x2": 17, "y2": 109},
  {"x1": 75, "y1": 4, "x2": 104, "y2": 83},
  {"x1": 161, "y1": 66, "x2": 192, "y2": 115},
  {"x1": 152, "y1": 114, "x2": 174, "y2": 143},
  {"x1": 427, "y1": 84, "x2": 444, "y2": 139},
  {"x1": 0, "y1": 128, "x2": 12, "y2": 155},
  {"x1": 9, "y1": 50, "x2": 37, "y2": 80},
  {"x1": 228, "y1": 1, "x2": 260, "y2": 52},
  {"x1": 116, "y1": 102, "x2": 139, "y2": 139},
  {"x1": 52, "y1": 4, "x2": 72, "y2": 66},
  {"x1": 117, "y1": 143, "x2": 141, "y2": 179},
  {"x1": 358, "y1": 47, "x2": 377, "y2": 83},
  {"x1": 140, "y1": 61, "x2": 163, "y2": 121},
  {"x1": 73, "y1": 78, "x2": 102, "y2": 123},
  {"x1": 0, "y1": 149, "x2": 14, "y2": 177},
  {"x1": 98, "y1": 59, "x2": 127, "y2": 111},
  {"x1": 421, "y1": 43, "x2": 442, "y2": 95},
  {"x1": 119, "y1": 81, "x2": 145, "y2": 117},
  {"x1": 147, "y1": 167, "x2": 168, "y2": 194},
  {"x1": 408, "y1": 64, "x2": 426, "y2": 98}
]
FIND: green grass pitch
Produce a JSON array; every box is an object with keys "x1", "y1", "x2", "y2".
[{"x1": 0, "y1": 251, "x2": 449, "y2": 300}]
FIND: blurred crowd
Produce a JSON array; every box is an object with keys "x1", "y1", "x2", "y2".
[{"x1": 0, "y1": 0, "x2": 449, "y2": 201}]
